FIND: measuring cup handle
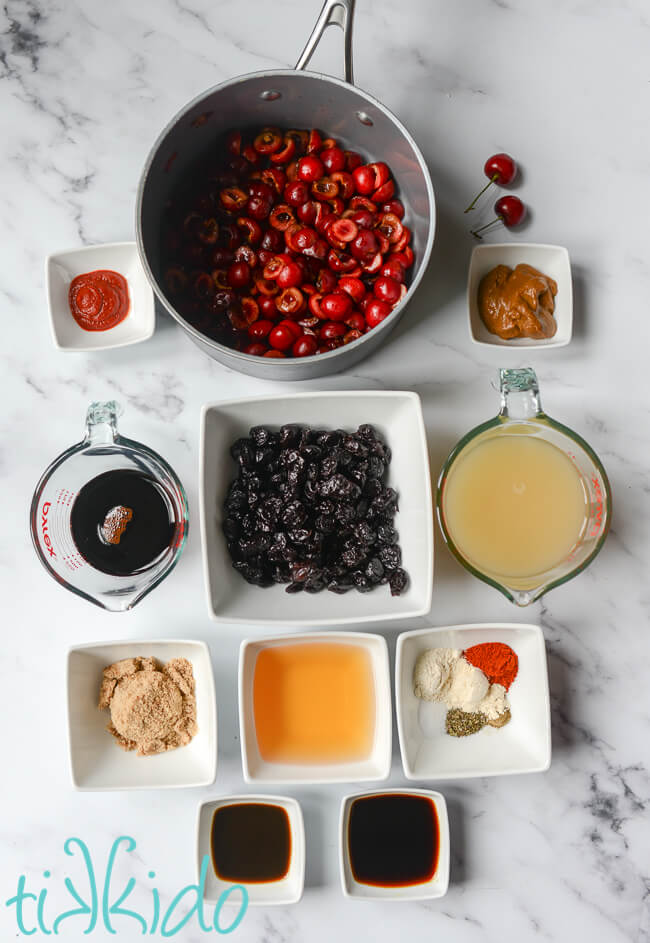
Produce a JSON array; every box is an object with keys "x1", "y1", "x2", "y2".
[
  {"x1": 499, "y1": 368, "x2": 544, "y2": 420},
  {"x1": 85, "y1": 401, "x2": 123, "y2": 445},
  {"x1": 295, "y1": 0, "x2": 355, "y2": 86}
]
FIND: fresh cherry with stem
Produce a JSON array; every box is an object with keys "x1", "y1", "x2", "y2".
[
  {"x1": 464, "y1": 153, "x2": 517, "y2": 213},
  {"x1": 470, "y1": 196, "x2": 526, "y2": 239}
]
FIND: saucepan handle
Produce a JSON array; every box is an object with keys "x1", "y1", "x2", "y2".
[{"x1": 295, "y1": 0, "x2": 355, "y2": 86}]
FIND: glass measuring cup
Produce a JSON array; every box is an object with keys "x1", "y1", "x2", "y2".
[
  {"x1": 436, "y1": 368, "x2": 611, "y2": 605},
  {"x1": 30, "y1": 401, "x2": 189, "y2": 611}
]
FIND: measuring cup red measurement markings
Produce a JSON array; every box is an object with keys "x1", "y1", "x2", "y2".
[
  {"x1": 52, "y1": 488, "x2": 86, "y2": 571},
  {"x1": 172, "y1": 520, "x2": 187, "y2": 550},
  {"x1": 590, "y1": 476, "x2": 604, "y2": 537},
  {"x1": 564, "y1": 451, "x2": 604, "y2": 545},
  {"x1": 63, "y1": 556, "x2": 84, "y2": 571}
]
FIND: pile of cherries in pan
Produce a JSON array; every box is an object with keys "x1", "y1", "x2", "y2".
[{"x1": 161, "y1": 127, "x2": 414, "y2": 358}]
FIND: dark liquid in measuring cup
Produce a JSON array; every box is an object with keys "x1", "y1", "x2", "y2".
[
  {"x1": 348, "y1": 793, "x2": 439, "y2": 887},
  {"x1": 70, "y1": 470, "x2": 174, "y2": 576},
  {"x1": 210, "y1": 803, "x2": 291, "y2": 883}
]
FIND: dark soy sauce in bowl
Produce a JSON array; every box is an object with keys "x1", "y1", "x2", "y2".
[
  {"x1": 210, "y1": 803, "x2": 291, "y2": 883},
  {"x1": 70, "y1": 469, "x2": 174, "y2": 576},
  {"x1": 348, "y1": 793, "x2": 439, "y2": 887}
]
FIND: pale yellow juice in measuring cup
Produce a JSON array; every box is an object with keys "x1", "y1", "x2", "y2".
[{"x1": 442, "y1": 433, "x2": 589, "y2": 585}]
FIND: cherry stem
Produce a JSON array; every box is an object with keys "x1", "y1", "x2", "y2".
[
  {"x1": 470, "y1": 216, "x2": 504, "y2": 239},
  {"x1": 463, "y1": 175, "x2": 498, "y2": 213}
]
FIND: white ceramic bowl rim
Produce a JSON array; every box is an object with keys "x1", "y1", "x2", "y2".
[
  {"x1": 467, "y1": 242, "x2": 573, "y2": 349},
  {"x1": 339, "y1": 786, "x2": 450, "y2": 900},
  {"x1": 200, "y1": 390, "x2": 434, "y2": 626},
  {"x1": 395, "y1": 623, "x2": 552, "y2": 781},
  {"x1": 46, "y1": 242, "x2": 155, "y2": 351},
  {"x1": 66, "y1": 638, "x2": 217, "y2": 791},
  {"x1": 195, "y1": 793, "x2": 305, "y2": 906},
  {"x1": 238, "y1": 630, "x2": 392, "y2": 785}
]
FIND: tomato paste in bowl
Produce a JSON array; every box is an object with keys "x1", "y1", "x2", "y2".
[{"x1": 68, "y1": 269, "x2": 130, "y2": 332}]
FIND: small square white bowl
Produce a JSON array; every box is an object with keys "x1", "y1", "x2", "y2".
[
  {"x1": 200, "y1": 391, "x2": 433, "y2": 627},
  {"x1": 467, "y1": 243, "x2": 572, "y2": 348},
  {"x1": 396, "y1": 623, "x2": 551, "y2": 780},
  {"x1": 239, "y1": 632, "x2": 392, "y2": 785},
  {"x1": 67, "y1": 639, "x2": 217, "y2": 790},
  {"x1": 196, "y1": 794, "x2": 305, "y2": 906},
  {"x1": 46, "y1": 242, "x2": 155, "y2": 351},
  {"x1": 339, "y1": 788, "x2": 450, "y2": 901}
]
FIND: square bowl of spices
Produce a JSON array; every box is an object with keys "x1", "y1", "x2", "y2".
[
  {"x1": 339, "y1": 788, "x2": 450, "y2": 901},
  {"x1": 467, "y1": 243, "x2": 573, "y2": 349},
  {"x1": 199, "y1": 390, "x2": 433, "y2": 627},
  {"x1": 66, "y1": 639, "x2": 217, "y2": 790},
  {"x1": 395, "y1": 623, "x2": 551, "y2": 780},
  {"x1": 239, "y1": 631, "x2": 392, "y2": 785},
  {"x1": 46, "y1": 242, "x2": 155, "y2": 352},
  {"x1": 196, "y1": 795, "x2": 305, "y2": 906}
]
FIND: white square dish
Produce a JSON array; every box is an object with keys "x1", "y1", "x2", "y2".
[
  {"x1": 200, "y1": 391, "x2": 433, "y2": 627},
  {"x1": 67, "y1": 639, "x2": 217, "y2": 790},
  {"x1": 467, "y1": 243, "x2": 572, "y2": 348},
  {"x1": 46, "y1": 242, "x2": 155, "y2": 351},
  {"x1": 396, "y1": 623, "x2": 551, "y2": 780},
  {"x1": 196, "y1": 794, "x2": 305, "y2": 906},
  {"x1": 239, "y1": 632, "x2": 392, "y2": 785},
  {"x1": 339, "y1": 788, "x2": 450, "y2": 901}
]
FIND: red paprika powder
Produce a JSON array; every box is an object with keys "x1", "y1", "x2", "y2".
[{"x1": 463, "y1": 642, "x2": 518, "y2": 690}]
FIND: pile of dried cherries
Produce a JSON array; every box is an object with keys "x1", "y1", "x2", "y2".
[{"x1": 223, "y1": 423, "x2": 408, "y2": 595}]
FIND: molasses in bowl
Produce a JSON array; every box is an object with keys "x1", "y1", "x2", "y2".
[
  {"x1": 196, "y1": 795, "x2": 305, "y2": 906},
  {"x1": 339, "y1": 788, "x2": 450, "y2": 901}
]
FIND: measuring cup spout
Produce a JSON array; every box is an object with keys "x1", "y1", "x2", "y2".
[
  {"x1": 509, "y1": 588, "x2": 536, "y2": 607},
  {"x1": 84, "y1": 401, "x2": 123, "y2": 445}
]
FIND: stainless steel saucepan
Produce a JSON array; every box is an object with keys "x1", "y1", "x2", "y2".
[{"x1": 136, "y1": 0, "x2": 435, "y2": 379}]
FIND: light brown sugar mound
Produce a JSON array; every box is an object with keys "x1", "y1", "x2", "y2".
[{"x1": 98, "y1": 656, "x2": 198, "y2": 756}]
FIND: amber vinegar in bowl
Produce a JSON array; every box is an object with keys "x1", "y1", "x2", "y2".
[
  {"x1": 252, "y1": 641, "x2": 375, "y2": 765},
  {"x1": 239, "y1": 632, "x2": 392, "y2": 784}
]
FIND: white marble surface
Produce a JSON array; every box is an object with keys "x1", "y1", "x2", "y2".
[{"x1": 2, "y1": 0, "x2": 649, "y2": 939}]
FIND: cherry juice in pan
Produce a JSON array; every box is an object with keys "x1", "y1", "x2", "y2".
[{"x1": 70, "y1": 469, "x2": 174, "y2": 576}]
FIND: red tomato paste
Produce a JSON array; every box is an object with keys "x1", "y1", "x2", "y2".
[{"x1": 68, "y1": 269, "x2": 130, "y2": 332}]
